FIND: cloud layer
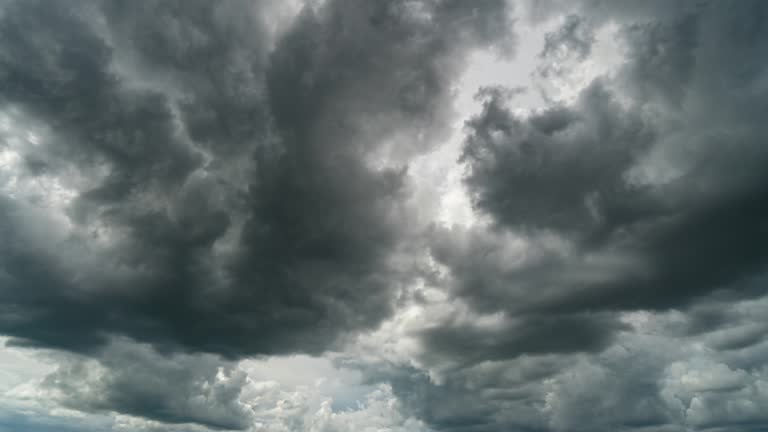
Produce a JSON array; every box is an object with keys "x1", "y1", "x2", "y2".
[{"x1": 1, "y1": 0, "x2": 768, "y2": 431}]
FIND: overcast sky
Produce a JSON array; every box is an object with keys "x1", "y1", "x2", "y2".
[{"x1": 1, "y1": 1, "x2": 768, "y2": 431}]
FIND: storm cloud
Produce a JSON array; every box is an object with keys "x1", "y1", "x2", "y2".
[
  {"x1": 430, "y1": 0, "x2": 768, "y2": 355},
  {"x1": 0, "y1": 0, "x2": 514, "y2": 358},
  {"x1": 1, "y1": 0, "x2": 768, "y2": 431}
]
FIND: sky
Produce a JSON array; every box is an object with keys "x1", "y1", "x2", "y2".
[{"x1": 1, "y1": 0, "x2": 768, "y2": 431}]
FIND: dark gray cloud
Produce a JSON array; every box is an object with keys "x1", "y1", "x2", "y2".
[
  {"x1": 423, "y1": 81, "x2": 651, "y2": 360},
  {"x1": 0, "y1": 0, "x2": 515, "y2": 429},
  {"x1": 461, "y1": 80, "x2": 652, "y2": 238},
  {"x1": 401, "y1": 1, "x2": 768, "y2": 430},
  {"x1": 523, "y1": 0, "x2": 704, "y2": 26},
  {"x1": 343, "y1": 352, "x2": 575, "y2": 432},
  {"x1": 0, "y1": 0, "x2": 514, "y2": 359},
  {"x1": 436, "y1": 0, "x2": 768, "y2": 320},
  {"x1": 41, "y1": 341, "x2": 251, "y2": 430},
  {"x1": 3, "y1": 1, "x2": 768, "y2": 432},
  {"x1": 419, "y1": 312, "x2": 625, "y2": 366},
  {"x1": 349, "y1": 293, "x2": 768, "y2": 432}
]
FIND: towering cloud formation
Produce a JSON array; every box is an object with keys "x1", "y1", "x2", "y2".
[{"x1": 1, "y1": 0, "x2": 768, "y2": 431}]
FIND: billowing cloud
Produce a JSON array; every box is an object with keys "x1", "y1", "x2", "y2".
[
  {"x1": 404, "y1": 0, "x2": 768, "y2": 430},
  {"x1": 38, "y1": 342, "x2": 251, "y2": 430},
  {"x1": 430, "y1": 0, "x2": 768, "y2": 354},
  {"x1": 0, "y1": 0, "x2": 514, "y2": 358},
  {"x1": 2, "y1": 1, "x2": 768, "y2": 431}
]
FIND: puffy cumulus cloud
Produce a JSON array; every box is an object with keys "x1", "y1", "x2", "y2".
[
  {"x1": 0, "y1": 0, "x2": 515, "y2": 360},
  {"x1": 4, "y1": 339, "x2": 430, "y2": 432},
  {"x1": 5, "y1": 339, "x2": 249, "y2": 430},
  {"x1": 37, "y1": 342, "x2": 251, "y2": 430},
  {"x1": 346, "y1": 355, "x2": 567, "y2": 432},
  {"x1": 336, "y1": 293, "x2": 768, "y2": 432},
  {"x1": 258, "y1": 384, "x2": 429, "y2": 432},
  {"x1": 660, "y1": 359, "x2": 768, "y2": 430}
]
